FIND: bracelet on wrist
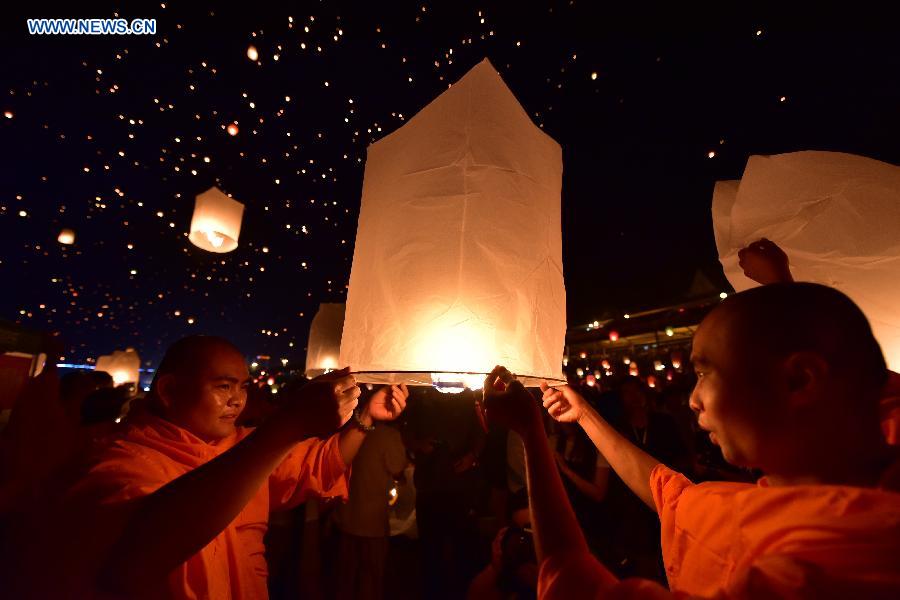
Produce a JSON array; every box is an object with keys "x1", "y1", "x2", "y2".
[{"x1": 352, "y1": 408, "x2": 376, "y2": 433}]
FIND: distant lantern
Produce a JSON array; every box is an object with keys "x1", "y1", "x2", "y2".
[
  {"x1": 57, "y1": 228, "x2": 75, "y2": 245},
  {"x1": 647, "y1": 375, "x2": 658, "y2": 388},
  {"x1": 95, "y1": 348, "x2": 140, "y2": 388},
  {"x1": 608, "y1": 330, "x2": 619, "y2": 342},
  {"x1": 671, "y1": 350, "x2": 683, "y2": 370},
  {"x1": 227, "y1": 122, "x2": 239, "y2": 136},
  {"x1": 188, "y1": 186, "x2": 245, "y2": 253},
  {"x1": 247, "y1": 45, "x2": 259, "y2": 61},
  {"x1": 665, "y1": 326, "x2": 674, "y2": 337},
  {"x1": 629, "y1": 362, "x2": 639, "y2": 376},
  {"x1": 712, "y1": 151, "x2": 900, "y2": 370},
  {"x1": 305, "y1": 303, "x2": 346, "y2": 378},
  {"x1": 340, "y1": 59, "x2": 567, "y2": 392},
  {"x1": 585, "y1": 374, "x2": 596, "y2": 387},
  {"x1": 601, "y1": 359, "x2": 611, "y2": 370}
]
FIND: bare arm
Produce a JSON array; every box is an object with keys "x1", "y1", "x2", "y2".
[
  {"x1": 556, "y1": 455, "x2": 611, "y2": 503},
  {"x1": 542, "y1": 384, "x2": 661, "y2": 509}
]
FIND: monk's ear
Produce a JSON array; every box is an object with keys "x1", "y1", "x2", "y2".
[
  {"x1": 155, "y1": 373, "x2": 179, "y2": 411},
  {"x1": 782, "y1": 352, "x2": 829, "y2": 408}
]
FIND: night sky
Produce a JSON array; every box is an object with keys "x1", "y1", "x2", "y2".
[{"x1": 2, "y1": 2, "x2": 898, "y2": 370}]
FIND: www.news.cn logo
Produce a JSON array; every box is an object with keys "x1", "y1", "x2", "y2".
[{"x1": 27, "y1": 18, "x2": 157, "y2": 35}]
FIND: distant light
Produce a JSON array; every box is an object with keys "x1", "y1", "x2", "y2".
[
  {"x1": 227, "y1": 123, "x2": 239, "y2": 136},
  {"x1": 779, "y1": 96, "x2": 786, "y2": 103},
  {"x1": 18, "y1": 210, "x2": 27, "y2": 217},
  {"x1": 707, "y1": 151, "x2": 716, "y2": 159},
  {"x1": 4, "y1": 111, "x2": 13, "y2": 119},
  {"x1": 579, "y1": 352, "x2": 587, "y2": 359},
  {"x1": 143, "y1": 386, "x2": 150, "y2": 392},
  {"x1": 609, "y1": 330, "x2": 619, "y2": 342},
  {"x1": 665, "y1": 327, "x2": 674, "y2": 337},
  {"x1": 719, "y1": 292, "x2": 728, "y2": 299},
  {"x1": 756, "y1": 29, "x2": 763, "y2": 36},
  {"x1": 623, "y1": 313, "x2": 630, "y2": 319},
  {"x1": 251, "y1": 362, "x2": 258, "y2": 368},
  {"x1": 247, "y1": 45, "x2": 259, "y2": 61},
  {"x1": 592, "y1": 320, "x2": 599, "y2": 327},
  {"x1": 590, "y1": 71, "x2": 598, "y2": 80}
]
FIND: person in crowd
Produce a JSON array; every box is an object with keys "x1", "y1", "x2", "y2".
[
  {"x1": 484, "y1": 282, "x2": 900, "y2": 599},
  {"x1": 9, "y1": 335, "x2": 409, "y2": 600},
  {"x1": 468, "y1": 489, "x2": 538, "y2": 600},
  {"x1": 739, "y1": 237, "x2": 900, "y2": 444},
  {"x1": 404, "y1": 386, "x2": 487, "y2": 599},
  {"x1": 333, "y1": 414, "x2": 409, "y2": 600}
]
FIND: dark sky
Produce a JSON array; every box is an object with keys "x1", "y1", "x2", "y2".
[{"x1": 2, "y1": 2, "x2": 898, "y2": 369}]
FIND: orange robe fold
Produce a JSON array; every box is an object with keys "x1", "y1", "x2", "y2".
[
  {"x1": 537, "y1": 463, "x2": 900, "y2": 599},
  {"x1": 49, "y1": 413, "x2": 349, "y2": 599}
]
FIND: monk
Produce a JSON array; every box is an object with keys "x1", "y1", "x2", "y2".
[
  {"x1": 13, "y1": 335, "x2": 408, "y2": 599},
  {"x1": 484, "y1": 283, "x2": 900, "y2": 599}
]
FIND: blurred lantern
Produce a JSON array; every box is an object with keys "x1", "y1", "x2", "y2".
[
  {"x1": 629, "y1": 363, "x2": 639, "y2": 376},
  {"x1": 623, "y1": 357, "x2": 631, "y2": 365},
  {"x1": 562, "y1": 356, "x2": 569, "y2": 367},
  {"x1": 601, "y1": 359, "x2": 611, "y2": 370},
  {"x1": 340, "y1": 59, "x2": 566, "y2": 392},
  {"x1": 654, "y1": 360, "x2": 665, "y2": 371},
  {"x1": 188, "y1": 187, "x2": 245, "y2": 253},
  {"x1": 267, "y1": 377, "x2": 275, "y2": 386},
  {"x1": 593, "y1": 369, "x2": 601, "y2": 379},
  {"x1": 665, "y1": 326, "x2": 674, "y2": 337},
  {"x1": 305, "y1": 303, "x2": 345, "y2": 378},
  {"x1": 576, "y1": 368, "x2": 584, "y2": 378},
  {"x1": 246, "y1": 45, "x2": 259, "y2": 61},
  {"x1": 95, "y1": 348, "x2": 140, "y2": 388},
  {"x1": 713, "y1": 151, "x2": 900, "y2": 370},
  {"x1": 227, "y1": 122, "x2": 239, "y2": 136},
  {"x1": 57, "y1": 228, "x2": 75, "y2": 245},
  {"x1": 666, "y1": 370, "x2": 674, "y2": 382},
  {"x1": 579, "y1": 352, "x2": 587, "y2": 359},
  {"x1": 671, "y1": 350, "x2": 683, "y2": 370},
  {"x1": 608, "y1": 330, "x2": 619, "y2": 342},
  {"x1": 585, "y1": 374, "x2": 596, "y2": 387},
  {"x1": 647, "y1": 375, "x2": 658, "y2": 388}
]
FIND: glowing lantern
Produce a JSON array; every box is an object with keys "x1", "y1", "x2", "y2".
[
  {"x1": 95, "y1": 348, "x2": 140, "y2": 388},
  {"x1": 227, "y1": 123, "x2": 239, "y2": 136},
  {"x1": 579, "y1": 352, "x2": 587, "y2": 359},
  {"x1": 247, "y1": 45, "x2": 259, "y2": 61},
  {"x1": 671, "y1": 350, "x2": 683, "y2": 370},
  {"x1": 188, "y1": 187, "x2": 244, "y2": 253},
  {"x1": 576, "y1": 368, "x2": 584, "y2": 378},
  {"x1": 654, "y1": 360, "x2": 665, "y2": 371},
  {"x1": 340, "y1": 59, "x2": 566, "y2": 391},
  {"x1": 57, "y1": 228, "x2": 75, "y2": 245},
  {"x1": 601, "y1": 359, "x2": 611, "y2": 370},
  {"x1": 608, "y1": 330, "x2": 619, "y2": 342},
  {"x1": 647, "y1": 375, "x2": 658, "y2": 388},
  {"x1": 629, "y1": 363, "x2": 639, "y2": 377},
  {"x1": 623, "y1": 357, "x2": 631, "y2": 365},
  {"x1": 585, "y1": 374, "x2": 596, "y2": 387},
  {"x1": 713, "y1": 151, "x2": 900, "y2": 370},
  {"x1": 305, "y1": 303, "x2": 345, "y2": 378},
  {"x1": 665, "y1": 326, "x2": 674, "y2": 337}
]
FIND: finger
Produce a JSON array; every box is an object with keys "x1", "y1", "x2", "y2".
[
  {"x1": 484, "y1": 365, "x2": 507, "y2": 393},
  {"x1": 543, "y1": 397, "x2": 562, "y2": 412},
  {"x1": 393, "y1": 392, "x2": 407, "y2": 412},
  {"x1": 398, "y1": 383, "x2": 409, "y2": 399},
  {"x1": 333, "y1": 375, "x2": 358, "y2": 394},
  {"x1": 391, "y1": 397, "x2": 403, "y2": 415}
]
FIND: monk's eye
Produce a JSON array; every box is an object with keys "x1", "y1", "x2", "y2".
[{"x1": 216, "y1": 383, "x2": 231, "y2": 391}]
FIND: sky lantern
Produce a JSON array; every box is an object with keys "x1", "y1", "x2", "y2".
[
  {"x1": 713, "y1": 151, "x2": 900, "y2": 370},
  {"x1": 339, "y1": 59, "x2": 567, "y2": 392},
  {"x1": 608, "y1": 330, "x2": 619, "y2": 342},
  {"x1": 95, "y1": 348, "x2": 140, "y2": 387},
  {"x1": 188, "y1": 187, "x2": 245, "y2": 253},
  {"x1": 246, "y1": 45, "x2": 259, "y2": 61},
  {"x1": 226, "y1": 122, "x2": 239, "y2": 136},
  {"x1": 305, "y1": 303, "x2": 345, "y2": 378},
  {"x1": 57, "y1": 228, "x2": 75, "y2": 245}
]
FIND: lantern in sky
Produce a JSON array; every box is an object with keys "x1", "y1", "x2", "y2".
[
  {"x1": 608, "y1": 330, "x2": 619, "y2": 342},
  {"x1": 340, "y1": 59, "x2": 567, "y2": 391},
  {"x1": 188, "y1": 187, "x2": 245, "y2": 253},
  {"x1": 713, "y1": 151, "x2": 900, "y2": 370},
  {"x1": 246, "y1": 45, "x2": 259, "y2": 61},
  {"x1": 227, "y1": 122, "x2": 239, "y2": 136},
  {"x1": 305, "y1": 303, "x2": 345, "y2": 378},
  {"x1": 57, "y1": 228, "x2": 75, "y2": 245},
  {"x1": 95, "y1": 348, "x2": 140, "y2": 387}
]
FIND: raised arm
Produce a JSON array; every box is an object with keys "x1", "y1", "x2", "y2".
[
  {"x1": 541, "y1": 383, "x2": 660, "y2": 509},
  {"x1": 100, "y1": 370, "x2": 360, "y2": 592}
]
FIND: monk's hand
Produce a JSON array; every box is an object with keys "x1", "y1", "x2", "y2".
[
  {"x1": 366, "y1": 384, "x2": 409, "y2": 422},
  {"x1": 482, "y1": 366, "x2": 541, "y2": 437},
  {"x1": 540, "y1": 382, "x2": 586, "y2": 424},
  {"x1": 282, "y1": 367, "x2": 360, "y2": 438},
  {"x1": 737, "y1": 238, "x2": 793, "y2": 285}
]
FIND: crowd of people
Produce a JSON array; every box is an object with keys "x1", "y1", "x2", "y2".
[{"x1": 0, "y1": 239, "x2": 898, "y2": 599}]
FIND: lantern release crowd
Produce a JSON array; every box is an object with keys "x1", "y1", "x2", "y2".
[{"x1": 3, "y1": 6, "x2": 900, "y2": 600}]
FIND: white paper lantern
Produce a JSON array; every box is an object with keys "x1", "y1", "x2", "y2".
[
  {"x1": 340, "y1": 59, "x2": 567, "y2": 390},
  {"x1": 95, "y1": 348, "x2": 141, "y2": 387},
  {"x1": 305, "y1": 303, "x2": 346, "y2": 378},
  {"x1": 713, "y1": 151, "x2": 900, "y2": 370},
  {"x1": 188, "y1": 187, "x2": 245, "y2": 253},
  {"x1": 57, "y1": 228, "x2": 75, "y2": 245}
]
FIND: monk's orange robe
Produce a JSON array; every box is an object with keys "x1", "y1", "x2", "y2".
[
  {"x1": 32, "y1": 412, "x2": 349, "y2": 599},
  {"x1": 538, "y1": 463, "x2": 900, "y2": 599}
]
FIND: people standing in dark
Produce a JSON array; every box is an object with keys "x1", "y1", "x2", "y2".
[
  {"x1": 602, "y1": 376, "x2": 691, "y2": 582},
  {"x1": 403, "y1": 386, "x2": 487, "y2": 600}
]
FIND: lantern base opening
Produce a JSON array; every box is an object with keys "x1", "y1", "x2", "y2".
[{"x1": 349, "y1": 371, "x2": 566, "y2": 391}]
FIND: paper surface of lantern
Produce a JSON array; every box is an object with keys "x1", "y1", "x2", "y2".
[
  {"x1": 712, "y1": 151, "x2": 900, "y2": 370},
  {"x1": 95, "y1": 348, "x2": 141, "y2": 387},
  {"x1": 340, "y1": 58, "x2": 566, "y2": 389},
  {"x1": 57, "y1": 228, "x2": 75, "y2": 245},
  {"x1": 188, "y1": 187, "x2": 245, "y2": 253},
  {"x1": 305, "y1": 303, "x2": 346, "y2": 378}
]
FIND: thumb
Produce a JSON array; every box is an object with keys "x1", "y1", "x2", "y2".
[{"x1": 539, "y1": 380, "x2": 550, "y2": 393}]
